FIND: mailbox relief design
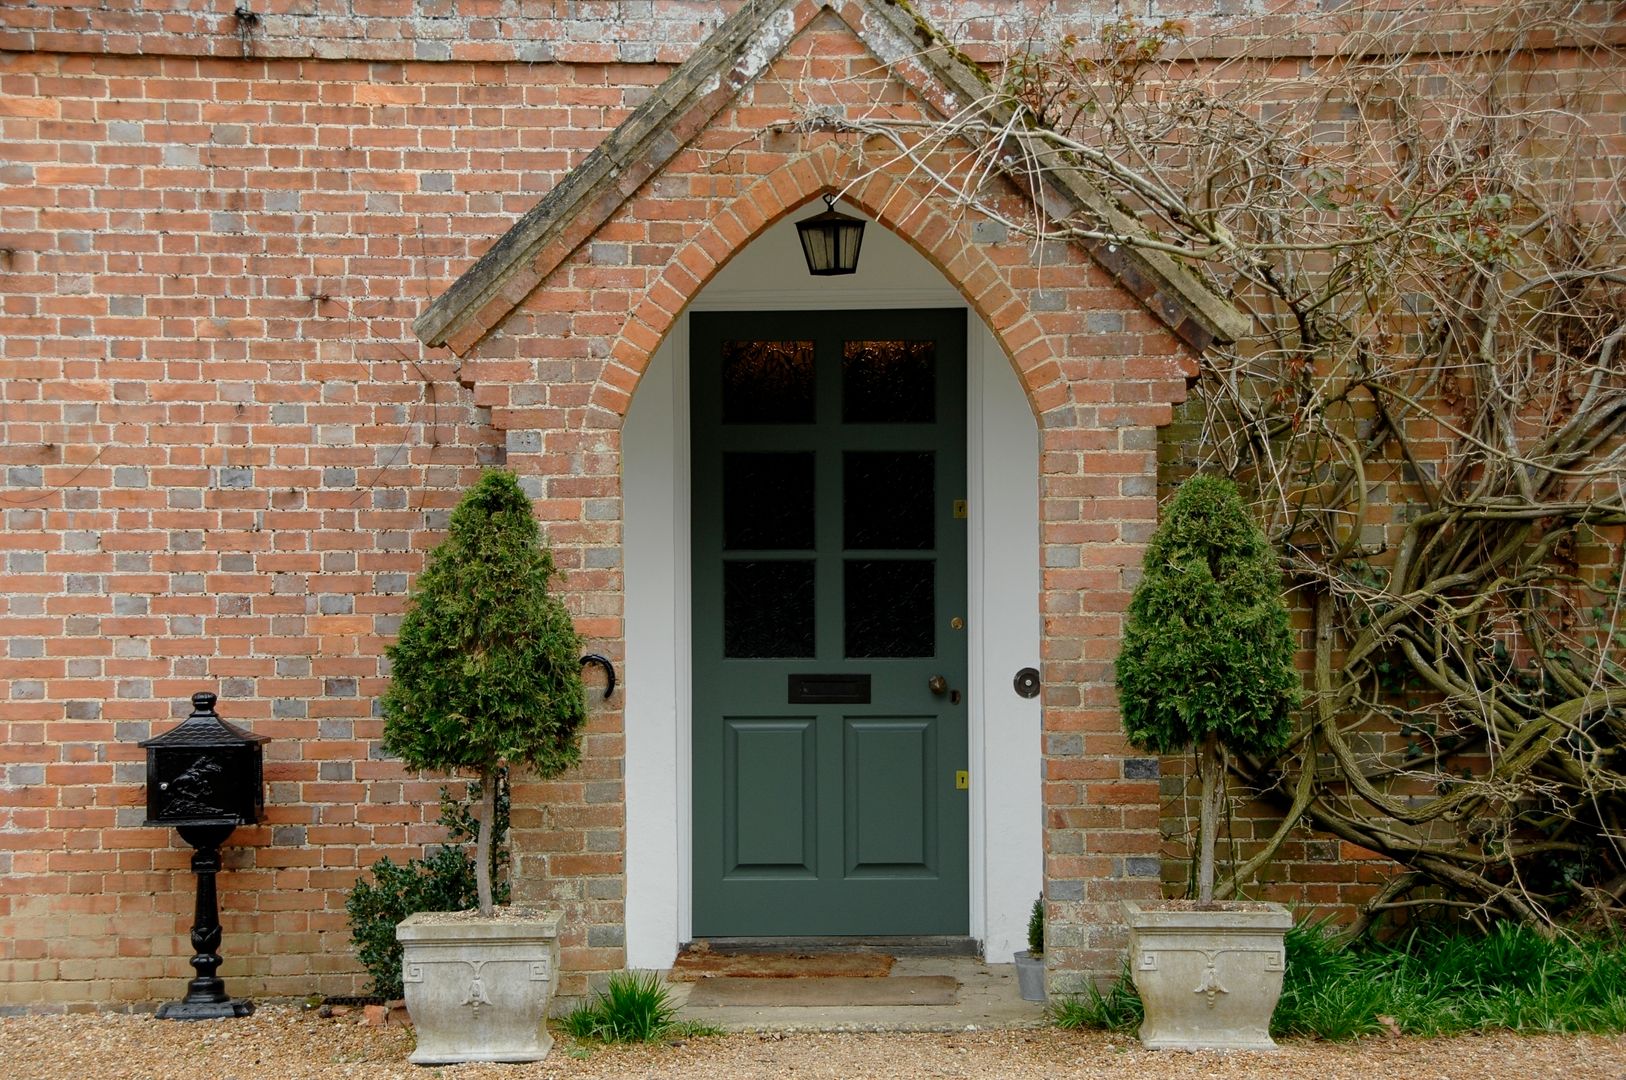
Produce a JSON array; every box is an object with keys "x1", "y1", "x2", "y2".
[{"x1": 141, "y1": 691, "x2": 268, "y2": 828}]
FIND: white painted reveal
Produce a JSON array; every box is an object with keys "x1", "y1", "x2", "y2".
[{"x1": 624, "y1": 209, "x2": 1041, "y2": 967}]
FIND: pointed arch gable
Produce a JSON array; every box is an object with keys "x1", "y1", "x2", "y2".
[
  {"x1": 414, "y1": 0, "x2": 1245, "y2": 361},
  {"x1": 595, "y1": 147, "x2": 1078, "y2": 421}
]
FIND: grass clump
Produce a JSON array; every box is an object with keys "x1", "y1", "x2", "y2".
[
  {"x1": 1048, "y1": 963, "x2": 1142, "y2": 1033},
  {"x1": 561, "y1": 971, "x2": 719, "y2": 1044},
  {"x1": 1052, "y1": 918, "x2": 1626, "y2": 1041}
]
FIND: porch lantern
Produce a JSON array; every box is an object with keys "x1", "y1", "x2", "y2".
[{"x1": 795, "y1": 195, "x2": 865, "y2": 275}]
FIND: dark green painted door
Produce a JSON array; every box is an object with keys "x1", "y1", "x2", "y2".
[{"x1": 691, "y1": 309, "x2": 969, "y2": 936}]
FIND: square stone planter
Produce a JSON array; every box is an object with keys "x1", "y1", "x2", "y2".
[
  {"x1": 1122, "y1": 899, "x2": 1291, "y2": 1051},
  {"x1": 396, "y1": 909, "x2": 561, "y2": 1065}
]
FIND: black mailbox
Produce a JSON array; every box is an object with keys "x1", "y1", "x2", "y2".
[
  {"x1": 139, "y1": 690, "x2": 269, "y2": 1020},
  {"x1": 141, "y1": 691, "x2": 268, "y2": 828}
]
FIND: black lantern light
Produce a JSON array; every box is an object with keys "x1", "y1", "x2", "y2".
[
  {"x1": 140, "y1": 691, "x2": 269, "y2": 1020},
  {"x1": 795, "y1": 194, "x2": 865, "y2": 275}
]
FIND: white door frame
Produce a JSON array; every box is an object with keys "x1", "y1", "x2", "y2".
[{"x1": 624, "y1": 279, "x2": 1041, "y2": 967}]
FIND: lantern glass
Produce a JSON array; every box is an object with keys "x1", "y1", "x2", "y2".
[{"x1": 796, "y1": 195, "x2": 865, "y2": 276}]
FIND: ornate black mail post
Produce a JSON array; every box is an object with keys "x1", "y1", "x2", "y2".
[{"x1": 140, "y1": 691, "x2": 269, "y2": 1020}]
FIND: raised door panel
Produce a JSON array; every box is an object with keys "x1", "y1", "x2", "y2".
[
  {"x1": 724, "y1": 718, "x2": 817, "y2": 876},
  {"x1": 843, "y1": 717, "x2": 935, "y2": 876}
]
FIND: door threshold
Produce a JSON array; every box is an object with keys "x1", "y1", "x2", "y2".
[{"x1": 686, "y1": 936, "x2": 979, "y2": 958}]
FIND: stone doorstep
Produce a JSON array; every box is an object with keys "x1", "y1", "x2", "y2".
[{"x1": 669, "y1": 955, "x2": 1047, "y2": 1033}]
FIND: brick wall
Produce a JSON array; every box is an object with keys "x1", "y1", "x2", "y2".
[
  {"x1": 0, "y1": 1, "x2": 1188, "y2": 1005},
  {"x1": 0, "y1": 48, "x2": 642, "y2": 1009},
  {"x1": 3, "y1": 0, "x2": 1621, "y2": 1009}
]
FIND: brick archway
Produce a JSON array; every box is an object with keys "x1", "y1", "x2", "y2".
[{"x1": 595, "y1": 143, "x2": 1069, "y2": 424}]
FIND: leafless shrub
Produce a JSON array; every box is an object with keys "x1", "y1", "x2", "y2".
[{"x1": 814, "y1": 0, "x2": 1626, "y2": 931}]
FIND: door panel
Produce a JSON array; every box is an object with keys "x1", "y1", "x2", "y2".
[
  {"x1": 691, "y1": 309, "x2": 968, "y2": 936},
  {"x1": 844, "y1": 717, "x2": 934, "y2": 873},
  {"x1": 725, "y1": 718, "x2": 817, "y2": 874}
]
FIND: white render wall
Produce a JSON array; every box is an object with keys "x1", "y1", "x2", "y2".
[{"x1": 623, "y1": 209, "x2": 1042, "y2": 966}]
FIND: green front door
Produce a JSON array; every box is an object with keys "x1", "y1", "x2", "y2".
[{"x1": 690, "y1": 309, "x2": 969, "y2": 936}]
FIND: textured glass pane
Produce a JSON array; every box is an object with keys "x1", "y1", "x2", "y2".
[
  {"x1": 843, "y1": 340, "x2": 936, "y2": 423},
  {"x1": 723, "y1": 340, "x2": 815, "y2": 423},
  {"x1": 845, "y1": 559, "x2": 934, "y2": 658},
  {"x1": 844, "y1": 452, "x2": 934, "y2": 550},
  {"x1": 725, "y1": 452, "x2": 814, "y2": 550},
  {"x1": 725, "y1": 561, "x2": 815, "y2": 658}
]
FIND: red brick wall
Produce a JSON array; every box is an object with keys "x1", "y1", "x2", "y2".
[
  {"x1": 0, "y1": 4, "x2": 1191, "y2": 1005},
  {"x1": 3, "y1": 0, "x2": 1621, "y2": 1009},
  {"x1": 0, "y1": 48, "x2": 646, "y2": 1010}
]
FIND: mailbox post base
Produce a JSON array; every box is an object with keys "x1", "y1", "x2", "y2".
[{"x1": 156, "y1": 998, "x2": 256, "y2": 1021}]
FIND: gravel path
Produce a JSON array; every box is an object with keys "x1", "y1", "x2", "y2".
[{"x1": 3, "y1": 1006, "x2": 1625, "y2": 1079}]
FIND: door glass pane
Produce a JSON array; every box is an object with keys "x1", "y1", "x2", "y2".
[
  {"x1": 843, "y1": 340, "x2": 936, "y2": 423},
  {"x1": 723, "y1": 340, "x2": 815, "y2": 423},
  {"x1": 725, "y1": 452, "x2": 814, "y2": 550},
  {"x1": 725, "y1": 560, "x2": 815, "y2": 658},
  {"x1": 845, "y1": 559, "x2": 934, "y2": 658},
  {"x1": 844, "y1": 451, "x2": 934, "y2": 550}
]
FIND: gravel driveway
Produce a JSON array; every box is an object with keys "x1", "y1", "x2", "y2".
[{"x1": 3, "y1": 1006, "x2": 1624, "y2": 1079}]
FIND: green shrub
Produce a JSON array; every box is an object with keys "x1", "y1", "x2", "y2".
[
  {"x1": 344, "y1": 779, "x2": 510, "y2": 999},
  {"x1": 1114, "y1": 475, "x2": 1300, "y2": 903},
  {"x1": 1027, "y1": 897, "x2": 1045, "y2": 957},
  {"x1": 382, "y1": 469, "x2": 587, "y2": 915},
  {"x1": 1270, "y1": 917, "x2": 1384, "y2": 1039},
  {"x1": 1053, "y1": 918, "x2": 1626, "y2": 1041},
  {"x1": 561, "y1": 971, "x2": 716, "y2": 1044}
]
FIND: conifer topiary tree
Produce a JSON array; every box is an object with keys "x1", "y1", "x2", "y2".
[
  {"x1": 383, "y1": 469, "x2": 587, "y2": 917},
  {"x1": 1114, "y1": 475, "x2": 1300, "y2": 907}
]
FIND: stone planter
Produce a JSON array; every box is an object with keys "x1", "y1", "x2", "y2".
[
  {"x1": 1122, "y1": 899, "x2": 1291, "y2": 1051},
  {"x1": 1013, "y1": 951, "x2": 1046, "y2": 1002},
  {"x1": 396, "y1": 909, "x2": 561, "y2": 1065}
]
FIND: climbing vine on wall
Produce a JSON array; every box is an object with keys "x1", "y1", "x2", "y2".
[{"x1": 812, "y1": 0, "x2": 1626, "y2": 929}]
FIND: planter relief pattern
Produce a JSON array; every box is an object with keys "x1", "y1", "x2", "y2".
[
  {"x1": 397, "y1": 910, "x2": 560, "y2": 1065},
  {"x1": 1123, "y1": 899, "x2": 1291, "y2": 1051}
]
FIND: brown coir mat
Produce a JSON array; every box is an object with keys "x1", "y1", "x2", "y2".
[
  {"x1": 683, "y1": 975, "x2": 958, "y2": 1008},
  {"x1": 669, "y1": 950, "x2": 894, "y2": 981}
]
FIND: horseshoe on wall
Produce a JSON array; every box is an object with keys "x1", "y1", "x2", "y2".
[{"x1": 579, "y1": 654, "x2": 616, "y2": 700}]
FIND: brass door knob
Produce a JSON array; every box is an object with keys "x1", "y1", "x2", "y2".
[{"x1": 927, "y1": 674, "x2": 948, "y2": 696}]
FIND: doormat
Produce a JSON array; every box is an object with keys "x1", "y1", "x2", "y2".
[
  {"x1": 683, "y1": 975, "x2": 958, "y2": 1008},
  {"x1": 669, "y1": 950, "x2": 895, "y2": 981}
]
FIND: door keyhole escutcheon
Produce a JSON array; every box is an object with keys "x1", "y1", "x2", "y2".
[{"x1": 928, "y1": 674, "x2": 948, "y2": 696}]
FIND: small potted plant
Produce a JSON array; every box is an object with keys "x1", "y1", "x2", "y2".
[
  {"x1": 1113, "y1": 475, "x2": 1300, "y2": 1050},
  {"x1": 384, "y1": 469, "x2": 588, "y2": 1064},
  {"x1": 1014, "y1": 897, "x2": 1046, "y2": 1002}
]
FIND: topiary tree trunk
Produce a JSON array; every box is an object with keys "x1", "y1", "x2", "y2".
[{"x1": 381, "y1": 470, "x2": 588, "y2": 917}]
